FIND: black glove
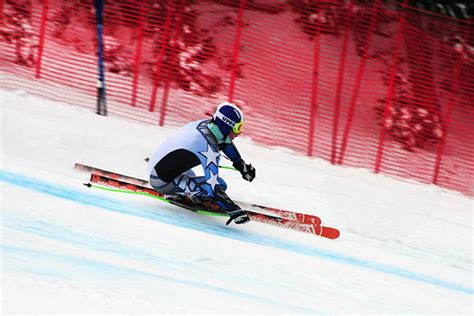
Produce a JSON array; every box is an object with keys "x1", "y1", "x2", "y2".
[
  {"x1": 226, "y1": 209, "x2": 250, "y2": 225},
  {"x1": 213, "y1": 187, "x2": 250, "y2": 225},
  {"x1": 233, "y1": 159, "x2": 256, "y2": 182}
]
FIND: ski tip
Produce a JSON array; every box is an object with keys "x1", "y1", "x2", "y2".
[
  {"x1": 321, "y1": 226, "x2": 340, "y2": 239},
  {"x1": 83, "y1": 182, "x2": 92, "y2": 187}
]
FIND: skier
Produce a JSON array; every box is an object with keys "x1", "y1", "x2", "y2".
[{"x1": 147, "y1": 102, "x2": 256, "y2": 225}]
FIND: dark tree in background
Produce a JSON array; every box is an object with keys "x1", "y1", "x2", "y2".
[
  {"x1": 409, "y1": 0, "x2": 473, "y2": 20},
  {"x1": 0, "y1": 0, "x2": 37, "y2": 66},
  {"x1": 374, "y1": 0, "x2": 472, "y2": 152},
  {"x1": 149, "y1": 0, "x2": 224, "y2": 97},
  {"x1": 404, "y1": 9, "x2": 443, "y2": 147},
  {"x1": 375, "y1": 67, "x2": 444, "y2": 152},
  {"x1": 141, "y1": 0, "x2": 285, "y2": 97},
  {"x1": 288, "y1": 0, "x2": 348, "y2": 38}
]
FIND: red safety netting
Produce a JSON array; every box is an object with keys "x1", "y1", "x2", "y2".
[{"x1": 1, "y1": 0, "x2": 473, "y2": 196}]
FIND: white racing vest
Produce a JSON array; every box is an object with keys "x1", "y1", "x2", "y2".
[{"x1": 147, "y1": 119, "x2": 222, "y2": 197}]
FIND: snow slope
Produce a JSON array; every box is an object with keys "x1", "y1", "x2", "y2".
[{"x1": 1, "y1": 89, "x2": 473, "y2": 314}]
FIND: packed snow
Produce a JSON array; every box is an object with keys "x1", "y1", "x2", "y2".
[{"x1": 1, "y1": 89, "x2": 472, "y2": 314}]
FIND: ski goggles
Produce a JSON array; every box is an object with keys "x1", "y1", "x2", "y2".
[
  {"x1": 233, "y1": 121, "x2": 244, "y2": 134},
  {"x1": 214, "y1": 111, "x2": 245, "y2": 134}
]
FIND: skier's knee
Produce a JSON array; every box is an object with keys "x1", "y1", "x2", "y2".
[{"x1": 150, "y1": 176, "x2": 175, "y2": 194}]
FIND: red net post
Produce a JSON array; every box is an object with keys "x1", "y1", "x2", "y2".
[
  {"x1": 130, "y1": 1, "x2": 146, "y2": 108},
  {"x1": 149, "y1": 1, "x2": 175, "y2": 114},
  {"x1": 35, "y1": 0, "x2": 49, "y2": 79},
  {"x1": 330, "y1": 0, "x2": 354, "y2": 165},
  {"x1": 158, "y1": 80, "x2": 171, "y2": 125},
  {"x1": 307, "y1": 23, "x2": 322, "y2": 158},
  {"x1": 337, "y1": 0, "x2": 382, "y2": 165},
  {"x1": 374, "y1": 0, "x2": 409, "y2": 174},
  {"x1": 158, "y1": 1, "x2": 185, "y2": 127},
  {"x1": 228, "y1": 0, "x2": 247, "y2": 103}
]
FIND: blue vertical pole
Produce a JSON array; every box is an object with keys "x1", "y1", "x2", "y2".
[{"x1": 94, "y1": 0, "x2": 107, "y2": 116}]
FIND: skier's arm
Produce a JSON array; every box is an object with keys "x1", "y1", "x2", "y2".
[
  {"x1": 220, "y1": 141, "x2": 256, "y2": 182},
  {"x1": 220, "y1": 141, "x2": 241, "y2": 162}
]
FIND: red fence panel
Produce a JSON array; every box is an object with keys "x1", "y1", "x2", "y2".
[{"x1": 1, "y1": 0, "x2": 472, "y2": 196}]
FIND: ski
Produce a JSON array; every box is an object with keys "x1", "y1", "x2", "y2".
[
  {"x1": 86, "y1": 173, "x2": 340, "y2": 239},
  {"x1": 75, "y1": 163, "x2": 323, "y2": 226},
  {"x1": 236, "y1": 202, "x2": 321, "y2": 226}
]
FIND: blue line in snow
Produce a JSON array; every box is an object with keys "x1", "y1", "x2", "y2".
[
  {"x1": 3, "y1": 244, "x2": 318, "y2": 313},
  {"x1": 1, "y1": 169, "x2": 472, "y2": 296}
]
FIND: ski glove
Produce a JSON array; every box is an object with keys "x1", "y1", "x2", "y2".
[
  {"x1": 233, "y1": 159, "x2": 256, "y2": 182},
  {"x1": 226, "y1": 209, "x2": 250, "y2": 225}
]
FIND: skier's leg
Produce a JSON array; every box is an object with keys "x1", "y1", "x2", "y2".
[
  {"x1": 150, "y1": 170, "x2": 201, "y2": 195},
  {"x1": 151, "y1": 171, "x2": 247, "y2": 224},
  {"x1": 190, "y1": 175, "x2": 227, "y2": 192},
  {"x1": 149, "y1": 175, "x2": 176, "y2": 194},
  {"x1": 187, "y1": 176, "x2": 248, "y2": 224}
]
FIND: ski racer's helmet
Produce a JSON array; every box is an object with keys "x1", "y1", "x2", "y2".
[{"x1": 212, "y1": 102, "x2": 244, "y2": 136}]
